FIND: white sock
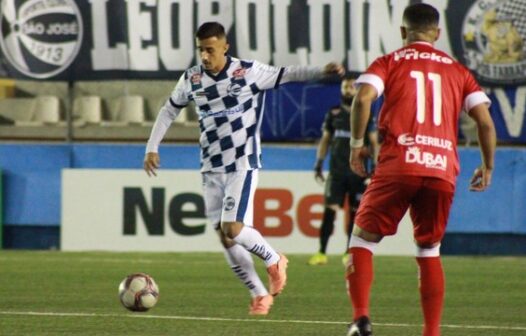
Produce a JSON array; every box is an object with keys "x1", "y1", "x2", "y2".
[
  {"x1": 233, "y1": 226, "x2": 280, "y2": 267},
  {"x1": 224, "y1": 244, "x2": 268, "y2": 297}
]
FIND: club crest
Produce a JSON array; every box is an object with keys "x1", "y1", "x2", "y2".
[
  {"x1": 461, "y1": 0, "x2": 526, "y2": 85},
  {"x1": 224, "y1": 196, "x2": 236, "y2": 211},
  {"x1": 0, "y1": 0, "x2": 83, "y2": 79}
]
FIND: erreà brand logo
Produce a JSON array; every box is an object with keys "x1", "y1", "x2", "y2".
[{"x1": 0, "y1": 0, "x2": 83, "y2": 79}]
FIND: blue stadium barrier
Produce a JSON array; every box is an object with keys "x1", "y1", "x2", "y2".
[{"x1": 0, "y1": 143, "x2": 525, "y2": 253}]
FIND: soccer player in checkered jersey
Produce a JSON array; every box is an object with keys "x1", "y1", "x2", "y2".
[
  {"x1": 144, "y1": 22, "x2": 344, "y2": 315},
  {"x1": 345, "y1": 4, "x2": 496, "y2": 336}
]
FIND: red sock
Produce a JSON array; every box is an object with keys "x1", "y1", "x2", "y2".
[
  {"x1": 346, "y1": 247, "x2": 373, "y2": 320},
  {"x1": 417, "y1": 257, "x2": 444, "y2": 336}
]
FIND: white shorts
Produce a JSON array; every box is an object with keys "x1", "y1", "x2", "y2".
[{"x1": 202, "y1": 169, "x2": 258, "y2": 229}]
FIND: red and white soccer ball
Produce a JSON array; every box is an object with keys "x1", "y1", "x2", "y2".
[{"x1": 118, "y1": 273, "x2": 159, "y2": 312}]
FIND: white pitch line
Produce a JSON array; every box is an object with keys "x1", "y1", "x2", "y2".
[
  {"x1": 1, "y1": 311, "x2": 525, "y2": 332},
  {"x1": 0, "y1": 256, "x2": 218, "y2": 266}
]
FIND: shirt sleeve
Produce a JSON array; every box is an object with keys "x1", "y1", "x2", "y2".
[
  {"x1": 251, "y1": 60, "x2": 285, "y2": 90},
  {"x1": 145, "y1": 75, "x2": 185, "y2": 153},
  {"x1": 279, "y1": 65, "x2": 324, "y2": 85},
  {"x1": 462, "y1": 70, "x2": 491, "y2": 112},
  {"x1": 355, "y1": 56, "x2": 388, "y2": 97},
  {"x1": 170, "y1": 73, "x2": 190, "y2": 107},
  {"x1": 251, "y1": 60, "x2": 325, "y2": 90}
]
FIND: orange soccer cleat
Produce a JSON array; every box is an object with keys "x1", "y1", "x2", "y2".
[
  {"x1": 267, "y1": 254, "x2": 288, "y2": 296},
  {"x1": 249, "y1": 295, "x2": 274, "y2": 315}
]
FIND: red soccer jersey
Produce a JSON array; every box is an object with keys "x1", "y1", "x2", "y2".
[{"x1": 356, "y1": 42, "x2": 490, "y2": 186}]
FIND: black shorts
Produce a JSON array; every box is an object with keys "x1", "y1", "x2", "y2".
[{"x1": 324, "y1": 173, "x2": 366, "y2": 208}]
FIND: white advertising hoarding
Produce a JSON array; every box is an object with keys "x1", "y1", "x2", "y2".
[{"x1": 62, "y1": 169, "x2": 414, "y2": 255}]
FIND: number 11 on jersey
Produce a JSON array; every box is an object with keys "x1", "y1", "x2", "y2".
[{"x1": 410, "y1": 71, "x2": 442, "y2": 126}]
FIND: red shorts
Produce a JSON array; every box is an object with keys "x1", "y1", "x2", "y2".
[{"x1": 355, "y1": 175, "x2": 455, "y2": 246}]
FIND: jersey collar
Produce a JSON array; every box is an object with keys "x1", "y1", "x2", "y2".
[
  {"x1": 203, "y1": 55, "x2": 232, "y2": 81},
  {"x1": 409, "y1": 41, "x2": 434, "y2": 47}
]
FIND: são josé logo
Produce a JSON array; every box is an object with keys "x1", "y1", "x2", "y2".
[
  {"x1": 0, "y1": 0, "x2": 83, "y2": 79},
  {"x1": 461, "y1": 0, "x2": 526, "y2": 85}
]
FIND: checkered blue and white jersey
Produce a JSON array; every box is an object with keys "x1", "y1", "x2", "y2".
[{"x1": 146, "y1": 56, "x2": 324, "y2": 173}]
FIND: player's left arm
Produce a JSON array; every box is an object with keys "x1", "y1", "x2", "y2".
[
  {"x1": 462, "y1": 70, "x2": 496, "y2": 191},
  {"x1": 278, "y1": 63, "x2": 344, "y2": 86},
  {"x1": 251, "y1": 61, "x2": 344, "y2": 90},
  {"x1": 350, "y1": 83, "x2": 377, "y2": 177},
  {"x1": 467, "y1": 103, "x2": 496, "y2": 191},
  {"x1": 322, "y1": 63, "x2": 345, "y2": 77}
]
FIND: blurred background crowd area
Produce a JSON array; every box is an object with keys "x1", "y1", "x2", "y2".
[
  {"x1": 0, "y1": 78, "x2": 489, "y2": 146},
  {"x1": 0, "y1": 79, "x2": 199, "y2": 141}
]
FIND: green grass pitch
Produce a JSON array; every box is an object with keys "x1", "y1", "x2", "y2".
[{"x1": 0, "y1": 252, "x2": 524, "y2": 335}]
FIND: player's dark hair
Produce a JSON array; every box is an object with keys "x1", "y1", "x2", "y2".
[
  {"x1": 403, "y1": 3, "x2": 439, "y2": 30},
  {"x1": 196, "y1": 22, "x2": 226, "y2": 40}
]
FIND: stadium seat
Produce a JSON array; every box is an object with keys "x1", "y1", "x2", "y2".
[
  {"x1": 73, "y1": 96, "x2": 102, "y2": 124},
  {"x1": 142, "y1": 98, "x2": 194, "y2": 127},
  {"x1": 0, "y1": 98, "x2": 35, "y2": 123},
  {"x1": 142, "y1": 96, "x2": 166, "y2": 127},
  {"x1": 183, "y1": 102, "x2": 199, "y2": 126},
  {"x1": 33, "y1": 96, "x2": 61, "y2": 124},
  {"x1": 101, "y1": 95, "x2": 145, "y2": 126},
  {"x1": 14, "y1": 95, "x2": 62, "y2": 126},
  {"x1": 117, "y1": 95, "x2": 145, "y2": 124}
]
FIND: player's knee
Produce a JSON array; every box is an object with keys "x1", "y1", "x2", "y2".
[
  {"x1": 352, "y1": 225, "x2": 382, "y2": 243},
  {"x1": 220, "y1": 235, "x2": 236, "y2": 248},
  {"x1": 221, "y1": 221, "x2": 243, "y2": 239},
  {"x1": 216, "y1": 227, "x2": 234, "y2": 248},
  {"x1": 415, "y1": 243, "x2": 441, "y2": 257},
  {"x1": 349, "y1": 235, "x2": 378, "y2": 253}
]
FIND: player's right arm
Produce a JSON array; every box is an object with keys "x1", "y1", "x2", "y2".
[
  {"x1": 467, "y1": 103, "x2": 496, "y2": 191},
  {"x1": 350, "y1": 83, "x2": 377, "y2": 177},
  {"x1": 144, "y1": 74, "x2": 188, "y2": 177},
  {"x1": 144, "y1": 152, "x2": 161, "y2": 177},
  {"x1": 461, "y1": 70, "x2": 496, "y2": 191},
  {"x1": 366, "y1": 129, "x2": 380, "y2": 167}
]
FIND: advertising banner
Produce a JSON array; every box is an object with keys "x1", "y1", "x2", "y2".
[
  {"x1": 61, "y1": 169, "x2": 414, "y2": 255},
  {"x1": 1, "y1": 0, "x2": 524, "y2": 141},
  {"x1": 0, "y1": 0, "x2": 524, "y2": 85}
]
